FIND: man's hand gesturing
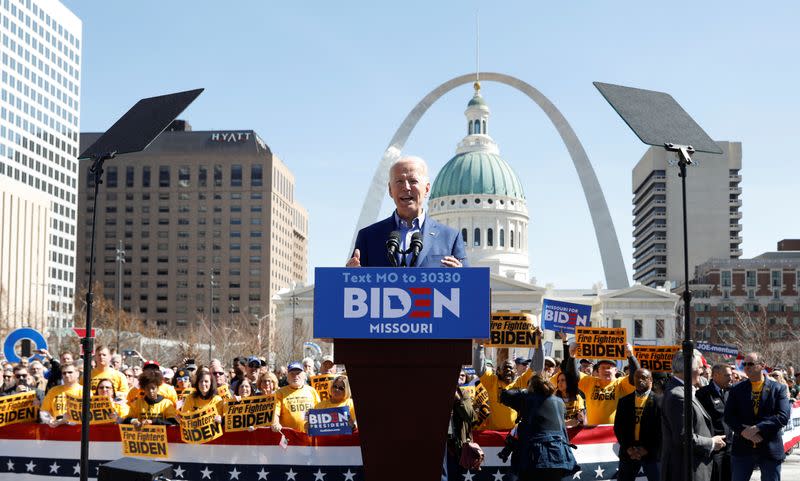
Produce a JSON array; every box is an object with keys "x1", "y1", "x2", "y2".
[{"x1": 346, "y1": 249, "x2": 361, "y2": 268}]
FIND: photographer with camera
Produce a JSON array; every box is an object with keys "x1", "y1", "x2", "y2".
[{"x1": 500, "y1": 373, "x2": 578, "y2": 481}]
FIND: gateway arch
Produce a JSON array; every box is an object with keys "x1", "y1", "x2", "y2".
[{"x1": 352, "y1": 72, "x2": 629, "y2": 289}]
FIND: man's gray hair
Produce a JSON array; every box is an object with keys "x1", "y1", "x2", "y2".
[
  {"x1": 672, "y1": 348, "x2": 703, "y2": 374},
  {"x1": 389, "y1": 155, "x2": 429, "y2": 181}
]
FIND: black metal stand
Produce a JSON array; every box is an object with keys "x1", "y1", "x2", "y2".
[
  {"x1": 80, "y1": 151, "x2": 116, "y2": 481},
  {"x1": 595, "y1": 81, "x2": 723, "y2": 481},
  {"x1": 666, "y1": 142, "x2": 695, "y2": 481}
]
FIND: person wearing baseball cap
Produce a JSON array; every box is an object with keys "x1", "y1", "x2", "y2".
[
  {"x1": 564, "y1": 340, "x2": 641, "y2": 425},
  {"x1": 319, "y1": 355, "x2": 337, "y2": 375},
  {"x1": 579, "y1": 359, "x2": 593, "y2": 375},
  {"x1": 271, "y1": 361, "x2": 320, "y2": 433},
  {"x1": 513, "y1": 357, "x2": 531, "y2": 377}
]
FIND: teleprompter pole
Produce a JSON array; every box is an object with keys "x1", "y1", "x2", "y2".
[
  {"x1": 667, "y1": 142, "x2": 695, "y2": 481},
  {"x1": 80, "y1": 152, "x2": 115, "y2": 481}
]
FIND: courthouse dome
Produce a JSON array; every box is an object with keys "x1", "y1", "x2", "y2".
[{"x1": 430, "y1": 151, "x2": 526, "y2": 200}]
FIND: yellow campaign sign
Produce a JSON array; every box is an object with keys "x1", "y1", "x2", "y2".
[
  {"x1": 310, "y1": 374, "x2": 337, "y2": 401},
  {"x1": 180, "y1": 404, "x2": 223, "y2": 444},
  {"x1": 487, "y1": 312, "x2": 540, "y2": 348},
  {"x1": 633, "y1": 345, "x2": 680, "y2": 373},
  {"x1": 0, "y1": 391, "x2": 38, "y2": 427},
  {"x1": 224, "y1": 394, "x2": 275, "y2": 432},
  {"x1": 119, "y1": 424, "x2": 169, "y2": 458},
  {"x1": 217, "y1": 384, "x2": 233, "y2": 400},
  {"x1": 176, "y1": 388, "x2": 196, "y2": 403},
  {"x1": 459, "y1": 383, "x2": 491, "y2": 426},
  {"x1": 65, "y1": 394, "x2": 118, "y2": 424},
  {"x1": 575, "y1": 327, "x2": 628, "y2": 360}
]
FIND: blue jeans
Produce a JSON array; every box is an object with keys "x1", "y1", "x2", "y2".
[{"x1": 731, "y1": 454, "x2": 782, "y2": 481}]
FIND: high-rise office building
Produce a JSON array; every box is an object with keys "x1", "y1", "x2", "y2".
[
  {"x1": 632, "y1": 141, "x2": 742, "y2": 288},
  {"x1": 0, "y1": 0, "x2": 81, "y2": 333},
  {"x1": 76, "y1": 123, "x2": 308, "y2": 351}
]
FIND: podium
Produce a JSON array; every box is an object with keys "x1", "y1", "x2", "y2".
[{"x1": 315, "y1": 267, "x2": 490, "y2": 481}]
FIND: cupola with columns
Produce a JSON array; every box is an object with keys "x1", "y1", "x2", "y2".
[{"x1": 429, "y1": 82, "x2": 531, "y2": 280}]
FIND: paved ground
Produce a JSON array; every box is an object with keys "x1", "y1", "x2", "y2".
[{"x1": 748, "y1": 450, "x2": 800, "y2": 480}]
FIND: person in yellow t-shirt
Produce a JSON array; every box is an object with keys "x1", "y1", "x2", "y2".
[
  {"x1": 94, "y1": 378, "x2": 130, "y2": 420},
  {"x1": 83, "y1": 346, "x2": 128, "y2": 393},
  {"x1": 126, "y1": 361, "x2": 178, "y2": 405},
  {"x1": 555, "y1": 371, "x2": 586, "y2": 428},
  {"x1": 313, "y1": 375, "x2": 357, "y2": 430},
  {"x1": 564, "y1": 340, "x2": 640, "y2": 425},
  {"x1": 473, "y1": 342, "x2": 544, "y2": 430},
  {"x1": 181, "y1": 369, "x2": 224, "y2": 418},
  {"x1": 40, "y1": 363, "x2": 82, "y2": 426},
  {"x1": 271, "y1": 361, "x2": 320, "y2": 433},
  {"x1": 124, "y1": 370, "x2": 178, "y2": 426}
]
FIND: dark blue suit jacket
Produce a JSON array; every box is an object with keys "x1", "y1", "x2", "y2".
[
  {"x1": 723, "y1": 378, "x2": 791, "y2": 461},
  {"x1": 353, "y1": 214, "x2": 468, "y2": 268}
]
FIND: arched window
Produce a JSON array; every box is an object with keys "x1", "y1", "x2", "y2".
[
  {"x1": 473, "y1": 120, "x2": 480, "y2": 134},
  {"x1": 487, "y1": 228, "x2": 494, "y2": 246},
  {"x1": 510, "y1": 230, "x2": 515, "y2": 248},
  {"x1": 482, "y1": 120, "x2": 487, "y2": 134},
  {"x1": 468, "y1": 121, "x2": 473, "y2": 135},
  {"x1": 500, "y1": 229, "x2": 505, "y2": 247},
  {"x1": 474, "y1": 228, "x2": 481, "y2": 247},
  {"x1": 461, "y1": 228, "x2": 468, "y2": 246}
]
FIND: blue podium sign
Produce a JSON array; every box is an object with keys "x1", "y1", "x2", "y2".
[{"x1": 314, "y1": 267, "x2": 490, "y2": 339}]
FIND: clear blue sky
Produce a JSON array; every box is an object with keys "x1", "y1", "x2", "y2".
[{"x1": 63, "y1": 1, "x2": 800, "y2": 288}]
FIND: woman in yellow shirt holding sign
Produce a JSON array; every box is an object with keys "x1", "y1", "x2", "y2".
[
  {"x1": 124, "y1": 370, "x2": 178, "y2": 426},
  {"x1": 181, "y1": 369, "x2": 224, "y2": 421},
  {"x1": 95, "y1": 379, "x2": 130, "y2": 420},
  {"x1": 313, "y1": 375, "x2": 357, "y2": 430}
]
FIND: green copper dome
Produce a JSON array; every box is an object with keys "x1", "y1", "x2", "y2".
[
  {"x1": 430, "y1": 151, "x2": 526, "y2": 200},
  {"x1": 467, "y1": 95, "x2": 487, "y2": 107}
]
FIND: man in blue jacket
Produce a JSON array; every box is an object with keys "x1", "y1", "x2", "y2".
[
  {"x1": 347, "y1": 156, "x2": 467, "y2": 268},
  {"x1": 723, "y1": 352, "x2": 791, "y2": 481}
]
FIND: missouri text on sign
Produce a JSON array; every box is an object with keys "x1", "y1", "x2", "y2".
[
  {"x1": 313, "y1": 267, "x2": 490, "y2": 339},
  {"x1": 542, "y1": 299, "x2": 592, "y2": 334}
]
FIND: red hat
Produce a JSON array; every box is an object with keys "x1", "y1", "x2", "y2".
[{"x1": 143, "y1": 360, "x2": 160, "y2": 369}]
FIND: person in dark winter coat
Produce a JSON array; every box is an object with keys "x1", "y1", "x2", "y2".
[{"x1": 500, "y1": 373, "x2": 578, "y2": 481}]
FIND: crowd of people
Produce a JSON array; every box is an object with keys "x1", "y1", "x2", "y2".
[
  {"x1": 451, "y1": 339, "x2": 797, "y2": 481},
  {"x1": 0, "y1": 346, "x2": 355, "y2": 434},
  {"x1": 3, "y1": 156, "x2": 799, "y2": 480},
  {"x1": 1, "y1": 340, "x2": 798, "y2": 481}
]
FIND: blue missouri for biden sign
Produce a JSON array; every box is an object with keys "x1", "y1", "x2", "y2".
[{"x1": 314, "y1": 267, "x2": 490, "y2": 339}]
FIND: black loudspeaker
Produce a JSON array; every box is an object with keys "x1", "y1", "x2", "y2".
[
  {"x1": 97, "y1": 457, "x2": 173, "y2": 481},
  {"x1": 20, "y1": 339, "x2": 32, "y2": 358}
]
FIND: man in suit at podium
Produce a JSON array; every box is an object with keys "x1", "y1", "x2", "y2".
[
  {"x1": 346, "y1": 156, "x2": 467, "y2": 268},
  {"x1": 343, "y1": 155, "x2": 469, "y2": 481}
]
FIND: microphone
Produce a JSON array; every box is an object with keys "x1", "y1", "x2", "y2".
[
  {"x1": 408, "y1": 232, "x2": 423, "y2": 267},
  {"x1": 386, "y1": 231, "x2": 400, "y2": 267}
]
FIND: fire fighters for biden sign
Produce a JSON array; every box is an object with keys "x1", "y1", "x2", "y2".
[{"x1": 313, "y1": 267, "x2": 490, "y2": 339}]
